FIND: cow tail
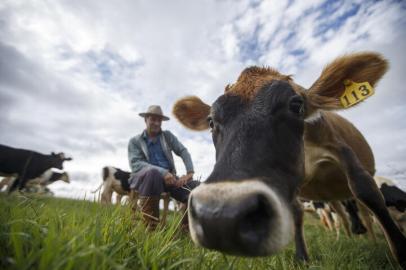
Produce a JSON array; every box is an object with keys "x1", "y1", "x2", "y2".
[
  {"x1": 91, "y1": 167, "x2": 109, "y2": 194},
  {"x1": 91, "y1": 183, "x2": 103, "y2": 193}
]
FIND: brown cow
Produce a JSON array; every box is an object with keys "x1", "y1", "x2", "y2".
[{"x1": 173, "y1": 52, "x2": 406, "y2": 267}]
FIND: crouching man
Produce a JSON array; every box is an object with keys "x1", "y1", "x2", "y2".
[{"x1": 128, "y1": 105, "x2": 199, "y2": 230}]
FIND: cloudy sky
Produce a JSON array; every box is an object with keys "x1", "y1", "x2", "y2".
[{"x1": 1, "y1": 0, "x2": 405, "y2": 199}]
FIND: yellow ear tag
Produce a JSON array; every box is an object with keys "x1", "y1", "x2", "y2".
[{"x1": 340, "y1": 79, "x2": 374, "y2": 108}]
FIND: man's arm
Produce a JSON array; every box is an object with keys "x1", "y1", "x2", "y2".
[
  {"x1": 128, "y1": 137, "x2": 169, "y2": 176},
  {"x1": 165, "y1": 131, "x2": 194, "y2": 178}
]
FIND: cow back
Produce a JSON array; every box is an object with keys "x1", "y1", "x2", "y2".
[{"x1": 114, "y1": 168, "x2": 131, "y2": 192}]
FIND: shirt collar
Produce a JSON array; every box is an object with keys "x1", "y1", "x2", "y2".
[{"x1": 142, "y1": 130, "x2": 162, "y2": 142}]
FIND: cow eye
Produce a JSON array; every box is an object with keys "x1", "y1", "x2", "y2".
[
  {"x1": 289, "y1": 95, "x2": 304, "y2": 116},
  {"x1": 207, "y1": 117, "x2": 214, "y2": 129}
]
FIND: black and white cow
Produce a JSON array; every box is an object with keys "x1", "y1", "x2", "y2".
[
  {"x1": 0, "y1": 144, "x2": 72, "y2": 192},
  {"x1": 375, "y1": 176, "x2": 406, "y2": 232},
  {"x1": 338, "y1": 177, "x2": 406, "y2": 238},
  {"x1": 0, "y1": 169, "x2": 70, "y2": 192},
  {"x1": 92, "y1": 166, "x2": 131, "y2": 205},
  {"x1": 307, "y1": 177, "x2": 406, "y2": 240},
  {"x1": 93, "y1": 166, "x2": 172, "y2": 224},
  {"x1": 27, "y1": 169, "x2": 70, "y2": 192}
]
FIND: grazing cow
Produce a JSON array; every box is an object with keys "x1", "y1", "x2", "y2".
[
  {"x1": 303, "y1": 200, "x2": 367, "y2": 239},
  {"x1": 93, "y1": 166, "x2": 171, "y2": 223},
  {"x1": 303, "y1": 201, "x2": 340, "y2": 238},
  {"x1": 27, "y1": 170, "x2": 70, "y2": 192},
  {"x1": 0, "y1": 144, "x2": 72, "y2": 192},
  {"x1": 173, "y1": 52, "x2": 406, "y2": 266},
  {"x1": 95, "y1": 166, "x2": 132, "y2": 205},
  {"x1": 0, "y1": 169, "x2": 70, "y2": 193}
]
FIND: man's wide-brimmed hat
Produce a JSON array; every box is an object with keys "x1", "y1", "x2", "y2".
[{"x1": 139, "y1": 105, "x2": 170, "y2": 121}]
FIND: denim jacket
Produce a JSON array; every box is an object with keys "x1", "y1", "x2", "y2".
[{"x1": 128, "y1": 130, "x2": 194, "y2": 177}]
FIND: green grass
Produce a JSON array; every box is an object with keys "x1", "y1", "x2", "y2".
[{"x1": 0, "y1": 194, "x2": 401, "y2": 270}]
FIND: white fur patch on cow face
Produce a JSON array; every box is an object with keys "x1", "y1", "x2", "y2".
[
  {"x1": 188, "y1": 180, "x2": 294, "y2": 256},
  {"x1": 305, "y1": 110, "x2": 321, "y2": 123}
]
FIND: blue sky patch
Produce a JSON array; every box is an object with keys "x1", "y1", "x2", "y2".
[{"x1": 315, "y1": 2, "x2": 360, "y2": 37}]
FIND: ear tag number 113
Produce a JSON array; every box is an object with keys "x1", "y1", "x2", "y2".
[{"x1": 340, "y1": 80, "x2": 374, "y2": 108}]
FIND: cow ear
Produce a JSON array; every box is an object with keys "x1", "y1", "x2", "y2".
[
  {"x1": 306, "y1": 52, "x2": 388, "y2": 112},
  {"x1": 173, "y1": 96, "x2": 211, "y2": 131}
]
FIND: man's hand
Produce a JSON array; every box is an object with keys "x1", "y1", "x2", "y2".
[
  {"x1": 164, "y1": 172, "x2": 177, "y2": 186},
  {"x1": 176, "y1": 172, "x2": 194, "y2": 187}
]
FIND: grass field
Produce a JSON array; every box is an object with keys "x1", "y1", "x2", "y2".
[{"x1": 0, "y1": 193, "x2": 401, "y2": 270}]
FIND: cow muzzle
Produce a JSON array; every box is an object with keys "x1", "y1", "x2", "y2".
[
  {"x1": 188, "y1": 180, "x2": 293, "y2": 256},
  {"x1": 62, "y1": 172, "x2": 70, "y2": 183}
]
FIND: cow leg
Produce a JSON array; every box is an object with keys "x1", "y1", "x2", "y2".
[
  {"x1": 116, "y1": 193, "x2": 122, "y2": 205},
  {"x1": 330, "y1": 201, "x2": 351, "y2": 237},
  {"x1": 0, "y1": 177, "x2": 7, "y2": 190},
  {"x1": 0, "y1": 177, "x2": 14, "y2": 191},
  {"x1": 342, "y1": 200, "x2": 367, "y2": 235},
  {"x1": 101, "y1": 177, "x2": 118, "y2": 205},
  {"x1": 331, "y1": 212, "x2": 341, "y2": 240},
  {"x1": 322, "y1": 209, "x2": 335, "y2": 231},
  {"x1": 129, "y1": 190, "x2": 139, "y2": 221},
  {"x1": 292, "y1": 200, "x2": 309, "y2": 261},
  {"x1": 161, "y1": 193, "x2": 170, "y2": 226},
  {"x1": 101, "y1": 185, "x2": 113, "y2": 205},
  {"x1": 357, "y1": 201, "x2": 376, "y2": 241},
  {"x1": 338, "y1": 144, "x2": 406, "y2": 266},
  {"x1": 318, "y1": 210, "x2": 330, "y2": 230},
  {"x1": 8, "y1": 176, "x2": 21, "y2": 193}
]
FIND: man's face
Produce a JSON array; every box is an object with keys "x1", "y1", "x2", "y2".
[{"x1": 145, "y1": 115, "x2": 163, "y2": 135}]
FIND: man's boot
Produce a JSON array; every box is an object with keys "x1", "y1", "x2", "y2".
[{"x1": 139, "y1": 196, "x2": 160, "y2": 230}]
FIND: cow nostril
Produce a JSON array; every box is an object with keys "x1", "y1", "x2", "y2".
[{"x1": 238, "y1": 194, "x2": 273, "y2": 243}]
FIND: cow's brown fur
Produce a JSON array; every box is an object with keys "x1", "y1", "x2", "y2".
[
  {"x1": 307, "y1": 52, "x2": 388, "y2": 111},
  {"x1": 173, "y1": 54, "x2": 382, "y2": 194},
  {"x1": 226, "y1": 52, "x2": 388, "y2": 115},
  {"x1": 225, "y1": 67, "x2": 293, "y2": 100},
  {"x1": 173, "y1": 52, "x2": 406, "y2": 266},
  {"x1": 173, "y1": 96, "x2": 211, "y2": 131},
  {"x1": 300, "y1": 111, "x2": 375, "y2": 200}
]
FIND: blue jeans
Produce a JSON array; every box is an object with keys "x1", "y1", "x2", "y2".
[{"x1": 129, "y1": 168, "x2": 200, "y2": 203}]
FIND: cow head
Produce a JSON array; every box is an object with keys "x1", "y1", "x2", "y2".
[
  {"x1": 173, "y1": 52, "x2": 387, "y2": 256},
  {"x1": 50, "y1": 152, "x2": 73, "y2": 170},
  {"x1": 60, "y1": 172, "x2": 70, "y2": 183}
]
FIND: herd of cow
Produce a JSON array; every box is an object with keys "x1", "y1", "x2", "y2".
[
  {"x1": 1, "y1": 51, "x2": 406, "y2": 267},
  {"x1": 3, "y1": 150, "x2": 403, "y2": 242},
  {"x1": 303, "y1": 175, "x2": 406, "y2": 241},
  {"x1": 0, "y1": 144, "x2": 72, "y2": 194}
]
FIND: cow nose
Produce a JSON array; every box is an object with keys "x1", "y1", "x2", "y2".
[{"x1": 189, "y1": 192, "x2": 273, "y2": 255}]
